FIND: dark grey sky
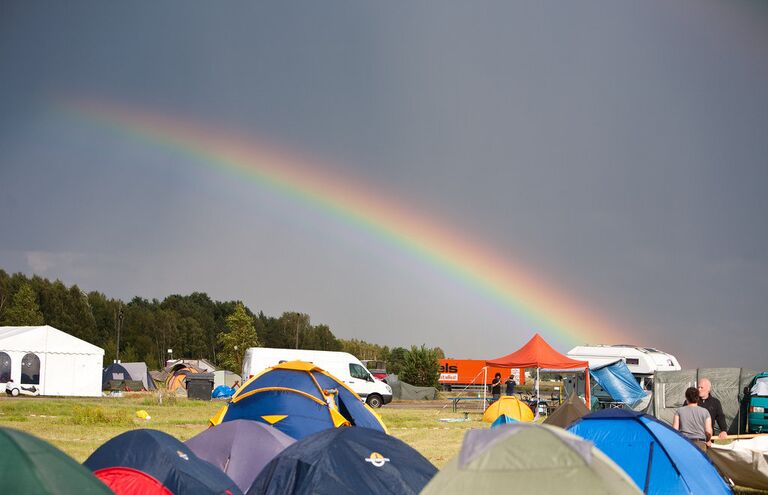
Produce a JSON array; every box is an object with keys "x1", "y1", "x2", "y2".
[{"x1": 1, "y1": 1, "x2": 766, "y2": 368}]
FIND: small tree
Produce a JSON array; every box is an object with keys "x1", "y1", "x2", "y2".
[
  {"x1": 217, "y1": 303, "x2": 260, "y2": 373},
  {"x1": 399, "y1": 345, "x2": 440, "y2": 388},
  {"x1": 387, "y1": 347, "x2": 408, "y2": 375},
  {"x1": 1, "y1": 283, "x2": 44, "y2": 326}
]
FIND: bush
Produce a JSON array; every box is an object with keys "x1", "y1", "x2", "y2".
[{"x1": 399, "y1": 345, "x2": 440, "y2": 388}]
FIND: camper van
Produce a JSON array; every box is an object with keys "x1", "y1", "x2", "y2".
[
  {"x1": 241, "y1": 348, "x2": 393, "y2": 408},
  {"x1": 567, "y1": 345, "x2": 681, "y2": 389}
]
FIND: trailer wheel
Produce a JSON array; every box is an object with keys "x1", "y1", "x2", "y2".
[
  {"x1": 10, "y1": 388, "x2": 19, "y2": 397},
  {"x1": 366, "y1": 394, "x2": 383, "y2": 408}
]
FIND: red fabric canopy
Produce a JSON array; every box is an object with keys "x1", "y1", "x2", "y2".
[{"x1": 486, "y1": 334, "x2": 588, "y2": 370}]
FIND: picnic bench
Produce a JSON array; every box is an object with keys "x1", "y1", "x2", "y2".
[{"x1": 451, "y1": 397, "x2": 494, "y2": 412}]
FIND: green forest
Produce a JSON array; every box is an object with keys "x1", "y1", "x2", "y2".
[{"x1": 0, "y1": 269, "x2": 443, "y2": 385}]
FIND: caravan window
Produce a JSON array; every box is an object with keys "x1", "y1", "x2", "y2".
[
  {"x1": 21, "y1": 353, "x2": 40, "y2": 385},
  {"x1": 0, "y1": 352, "x2": 10, "y2": 382},
  {"x1": 626, "y1": 358, "x2": 639, "y2": 365},
  {"x1": 349, "y1": 363, "x2": 371, "y2": 381}
]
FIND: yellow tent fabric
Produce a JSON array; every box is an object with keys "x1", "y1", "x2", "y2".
[{"x1": 482, "y1": 396, "x2": 534, "y2": 423}]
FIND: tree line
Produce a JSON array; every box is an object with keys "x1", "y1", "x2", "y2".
[{"x1": 0, "y1": 270, "x2": 443, "y2": 386}]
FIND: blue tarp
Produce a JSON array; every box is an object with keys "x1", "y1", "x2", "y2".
[
  {"x1": 212, "y1": 385, "x2": 234, "y2": 399},
  {"x1": 568, "y1": 410, "x2": 732, "y2": 495},
  {"x1": 590, "y1": 360, "x2": 647, "y2": 408}
]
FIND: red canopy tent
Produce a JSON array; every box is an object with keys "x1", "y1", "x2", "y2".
[{"x1": 486, "y1": 333, "x2": 590, "y2": 407}]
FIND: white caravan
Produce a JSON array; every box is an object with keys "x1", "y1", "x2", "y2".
[
  {"x1": 567, "y1": 345, "x2": 681, "y2": 389},
  {"x1": 241, "y1": 347, "x2": 393, "y2": 407}
]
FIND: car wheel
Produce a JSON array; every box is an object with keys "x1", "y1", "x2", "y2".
[
  {"x1": 10, "y1": 388, "x2": 19, "y2": 397},
  {"x1": 366, "y1": 394, "x2": 383, "y2": 408}
]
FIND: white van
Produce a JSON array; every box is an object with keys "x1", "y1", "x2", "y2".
[
  {"x1": 241, "y1": 347, "x2": 393, "y2": 408},
  {"x1": 567, "y1": 344, "x2": 681, "y2": 389}
]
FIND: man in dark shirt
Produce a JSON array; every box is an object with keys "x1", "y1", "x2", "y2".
[
  {"x1": 698, "y1": 378, "x2": 728, "y2": 439},
  {"x1": 505, "y1": 374, "x2": 516, "y2": 396}
]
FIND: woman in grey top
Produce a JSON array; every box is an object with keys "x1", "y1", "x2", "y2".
[{"x1": 673, "y1": 386, "x2": 712, "y2": 451}]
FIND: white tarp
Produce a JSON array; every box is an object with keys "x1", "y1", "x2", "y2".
[
  {"x1": 0, "y1": 325, "x2": 103, "y2": 397},
  {"x1": 708, "y1": 436, "x2": 768, "y2": 490},
  {"x1": 752, "y1": 377, "x2": 768, "y2": 397}
]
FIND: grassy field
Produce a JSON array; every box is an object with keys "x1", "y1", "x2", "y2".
[{"x1": 0, "y1": 394, "x2": 764, "y2": 494}]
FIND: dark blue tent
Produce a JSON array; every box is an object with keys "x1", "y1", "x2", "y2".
[
  {"x1": 567, "y1": 409, "x2": 731, "y2": 494},
  {"x1": 247, "y1": 427, "x2": 437, "y2": 495},
  {"x1": 84, "y1": 429, "x2": 242, "y2": 495},
  {"x1": 102, "y1": 363, "x2": 131, "y2": 390}
]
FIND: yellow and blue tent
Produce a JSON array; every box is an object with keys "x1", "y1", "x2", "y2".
[{"x1": 209, "y1": 361, "x2": 386, "y2": 440}]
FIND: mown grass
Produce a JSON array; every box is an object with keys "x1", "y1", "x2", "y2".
[{"x1": 0, "y1": 395, "x2": 764, "y2": 494}]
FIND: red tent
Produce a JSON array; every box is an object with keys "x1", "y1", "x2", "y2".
[{"x1": 486, "y1": 333, "x2": 591, "y2": 406}]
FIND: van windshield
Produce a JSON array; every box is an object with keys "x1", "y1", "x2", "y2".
[{"x1": 349, "y1": 363, "x2": 370, "y2": 380}]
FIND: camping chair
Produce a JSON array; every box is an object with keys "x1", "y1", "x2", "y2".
[
  {"x1": 124, "y1": 380, "x2": 145, "y2": 392},
  {"x1": 108, "y1": 380, "x2": 125, "y2": 391}
]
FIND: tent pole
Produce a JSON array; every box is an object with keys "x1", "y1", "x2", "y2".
[
  {"x1": 483, "y1": 367, "x2": 487, "y2": 403},
  {"x1": 584, "y1": 367, "x2": 591, "y2": 408},
  {"x1": 536, "y1": 367, "x2": 540, "y2": 404}
]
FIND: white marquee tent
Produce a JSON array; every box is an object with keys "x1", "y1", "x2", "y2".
[{"x1": 0, "y1": 325, "x2": 104, "y2": 397}]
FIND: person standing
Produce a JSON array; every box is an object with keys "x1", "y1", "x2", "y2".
[
  {"x1": 697, "y1": 378, "x2": 729, "y2": 439},
  {"x1": 491, "y1": 373, "x2": 502, "y2": 402},
  {"x1": 673, "y1": 387, "x2": 712, "y2": 450},
  {"x1": 505, "y1": 373, "x2": 517, "y2": 396}
]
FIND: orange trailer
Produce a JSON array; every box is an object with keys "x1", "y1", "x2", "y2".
[{"x1": 439, "y1": 359, "x2": 525, "y2": 390}]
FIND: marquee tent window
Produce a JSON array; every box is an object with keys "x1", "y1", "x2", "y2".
[
  {"x1": 0, "y1": 352, "x2": 10, "y2": 382},
  {"x1": 21, "y1": 353, "x2": 40, "y2": 385}
]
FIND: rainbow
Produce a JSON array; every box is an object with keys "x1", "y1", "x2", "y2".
[{"x1": 63, "y1": 100, "x2": 631, "y2": 348}]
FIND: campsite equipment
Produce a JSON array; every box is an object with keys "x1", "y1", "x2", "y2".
[
  {"x1": 0, "y1": 325, "x2": 104, "y2": 396},
  {"x1": 383, "y1": 374, "x2": 438, "y2": 400},
  {"x1": 248, "y1": 425, "x2": 436, "y2": 495},
  {"x1": 210, "y1": 361, "x2": 387, "y2": 440},
  {"x1": 165, "y1": 363, "x2": 200, "y2": 394},
  {"x1": 103, "y1": 363, "x2": 132, "y2": 390},
  {"x1": 543, "y1": 393, "x2": 590, "y2": 428},
  {"x1": 213, "y1": 370, "x2": 241, "y2": 389},
  {"x1": 567, "y1": 344, "x2": 681, "y2": 390},
  {"x1": 120, "y1": 362, "x2": 157, "y2": 391},
  {"x1": 84, "y1": 428, "x2": 242, "y2": 495},
  {"x1": 135, "y1": 409, "x2": 151, "y2": 420},
  {"x1": 186, "y1": 419, "x2": 295, "y2": 492},
  {"x1": 241, "y1": 348, "x2": 392, "y2": 407},
  {"x1": 482, "y1": 395, "x2": 534, "y2": 423},
  {"x1": 647, "y1": 368, "x2": 758, "y2": 435},
  {"x1": 708, "y1": 435, "x2": 768, "y2": 490},
  {"x1": 0, "y1": 427, "x2": 114, "y2": 494},
  {"x1": 186, "y1": 373, "x2": 214, "y2": 400},
  {"x1": 747, "y1": 372, "x2": 768, "y2": 433},
  {"x1": 490, "y1": 413, "x2": 517, "y2": 428},
  {"x1": 568, "y1": 409, "x2": 732, "y2": 495},
  {"x1": 486, "y1": 333, "x2": 592, "y2": 406},
  {"x1": 421, "y1": 423, "x2": 641, "y2": 495},
  {"x1": 212, "y1": 385, "x2": 235, "y2": 399},
  {"x1": 565, "y1": 360, "x2": 648, "y2": 409}
]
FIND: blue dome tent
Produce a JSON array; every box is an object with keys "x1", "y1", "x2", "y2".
[
  {"x1": 567, "y1": 409, "x2": 731, "y2": 494},
  {"x1": 209, "y1": 361, "x2": 386, "y2": 440}
]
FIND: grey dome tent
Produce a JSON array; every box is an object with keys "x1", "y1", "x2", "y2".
[
  {"x1": 421, "y1": 423, "x2": 642, "y2": 495},
  {"x1": 186, "y1": 420, "x2": 295, "y2": 493}
]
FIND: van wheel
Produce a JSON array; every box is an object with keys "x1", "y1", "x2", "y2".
[{"x1": 366, "y1": 394, "x2": 383, "y2": 408}]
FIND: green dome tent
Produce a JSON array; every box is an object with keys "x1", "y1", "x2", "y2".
[
  {"x1": 421, "y1": 423, "x2": 642, "y2": 495},
  {"x1": 0, "y1": 427, "x2": 113, "y2": 494}
]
